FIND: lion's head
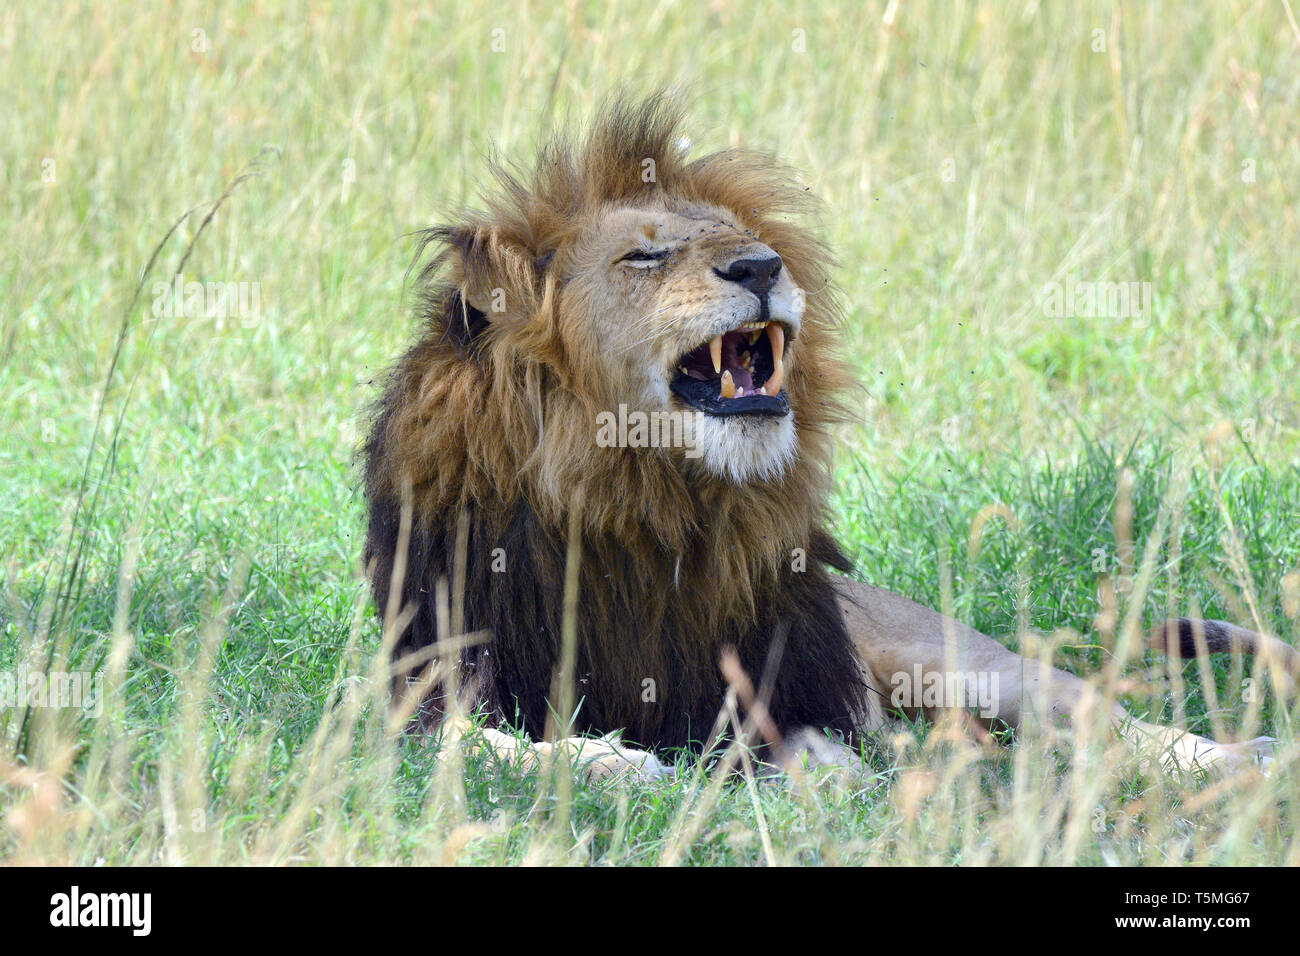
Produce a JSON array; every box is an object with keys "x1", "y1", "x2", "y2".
[
  {"x1": 364, "y1": 95, "x2": 865, "y2": 749},
  {"x1": 560, "y1": 202, "x2": 808, "y2": 484}
]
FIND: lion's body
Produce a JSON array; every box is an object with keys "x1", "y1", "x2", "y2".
[{"x1": 362, "y1": 95, "x2": 1288, "y2": 777}]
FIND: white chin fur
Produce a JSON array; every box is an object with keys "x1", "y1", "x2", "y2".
[{"x1": 688, "y1": 412, "x2": 798, "y2": 483}]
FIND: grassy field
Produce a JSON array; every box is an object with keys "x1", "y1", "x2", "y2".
[{"x1": 3, "y1": 0, "x2": 1299, "y2": 865}]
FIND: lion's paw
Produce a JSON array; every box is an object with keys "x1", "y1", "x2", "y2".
[
  {"x1": 1163, "y1": 733, "x2": 1279, "y2": 776},
  {"x1": 1211, "y1": 735, "x2": 1277, "y2": 773},
  {"x1": 542, "y1": 733, "x2": 677, "y2": 785},
  {"x1": 773, "y1": 726, "x2": 880, "y2": 788}
]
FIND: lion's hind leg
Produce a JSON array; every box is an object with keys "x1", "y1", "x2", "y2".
[
  {"x1": 838, "y1": 578, "x2": 1290, "y2": 777},
  {"x1": 1117, "y1": 715, "x2": 1276, "y2": 775},
  {"x1": 1131, "y1": 618, "x2": 1295, "y2": 774}
]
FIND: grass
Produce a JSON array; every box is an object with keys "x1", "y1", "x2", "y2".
[{"x1": 3, "y1": 0, "x2": 1300, "y2": 865}]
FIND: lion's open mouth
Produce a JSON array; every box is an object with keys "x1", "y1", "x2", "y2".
[{"x1": 669, "y1": 321, "x2": 789, "y2": 417}]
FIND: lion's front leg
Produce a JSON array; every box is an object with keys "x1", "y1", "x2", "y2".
[{"x1": 470, "y1": 726, "x2": 676, "y2": 784}]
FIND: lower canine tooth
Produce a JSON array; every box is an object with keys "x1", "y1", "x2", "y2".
[
  {"x1": 763, "y1": 357, "x2": 785, "y2": 396},
  {"x1": 720, "y1": 369, "x2": 735, "y2": 399}
]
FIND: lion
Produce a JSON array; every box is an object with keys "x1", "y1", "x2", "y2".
[{"x1": 361, "y1": 95, "x2": 1294, "y2": 783}]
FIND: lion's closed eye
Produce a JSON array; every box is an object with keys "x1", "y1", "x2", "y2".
[{"x1": 619, "y1": 248, "x2": 670, "y2": 266}]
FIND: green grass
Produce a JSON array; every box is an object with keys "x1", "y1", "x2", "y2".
[{"x1": 3, "y1": 0, "x2": 1300, "y2": 865}]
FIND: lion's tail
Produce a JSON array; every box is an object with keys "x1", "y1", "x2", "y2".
[{"x1": 1148, "y1": 618, "x2": 1300, "y2": 679}]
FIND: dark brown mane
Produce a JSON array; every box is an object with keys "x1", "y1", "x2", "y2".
[{"x1": 362, "y1": 94, "x2": 867, "y2": 751}]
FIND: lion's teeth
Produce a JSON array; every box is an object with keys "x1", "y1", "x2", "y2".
[
  {"x1": 709, "y1": 335, "x2": 722, "y2": 374},
  {"x1": 720, "y1": 369, "x2": 736, "y2": 399},
  {"x1": 763, "y1": 358, "x2": 784, "y2": 397},
  {"x1": 767, "y1": 323, "x2": 784, "y2": 363},
  {"x1": 746, "y1": 329, "x2": 761, "y2": 345}
]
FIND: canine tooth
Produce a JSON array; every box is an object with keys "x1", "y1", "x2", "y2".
[
  {"x1": 767, "y1": 323, "x2": 784, "y2": 363},
  {"x1": 763, "y1": 358, "x2": 784, "y2": 396},
  {"x1": 720, "y1": 369, "x2": 736, "y2": 399},
  {"x1": 709, "y1": 335, "x2": 722, "y2": 374}
]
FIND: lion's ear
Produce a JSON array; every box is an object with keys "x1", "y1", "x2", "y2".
[{"x1": 444, "y1": 224, "x2": 544, "y2": 323}]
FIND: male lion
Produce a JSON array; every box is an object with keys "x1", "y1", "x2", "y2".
[{"x1": 362, "y1": 95, "x2": 1292, "y2": 782}]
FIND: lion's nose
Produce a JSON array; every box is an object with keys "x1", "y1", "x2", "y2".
[{"x1": 714, "y1": 254, "x2": 783, "y2": 297}]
